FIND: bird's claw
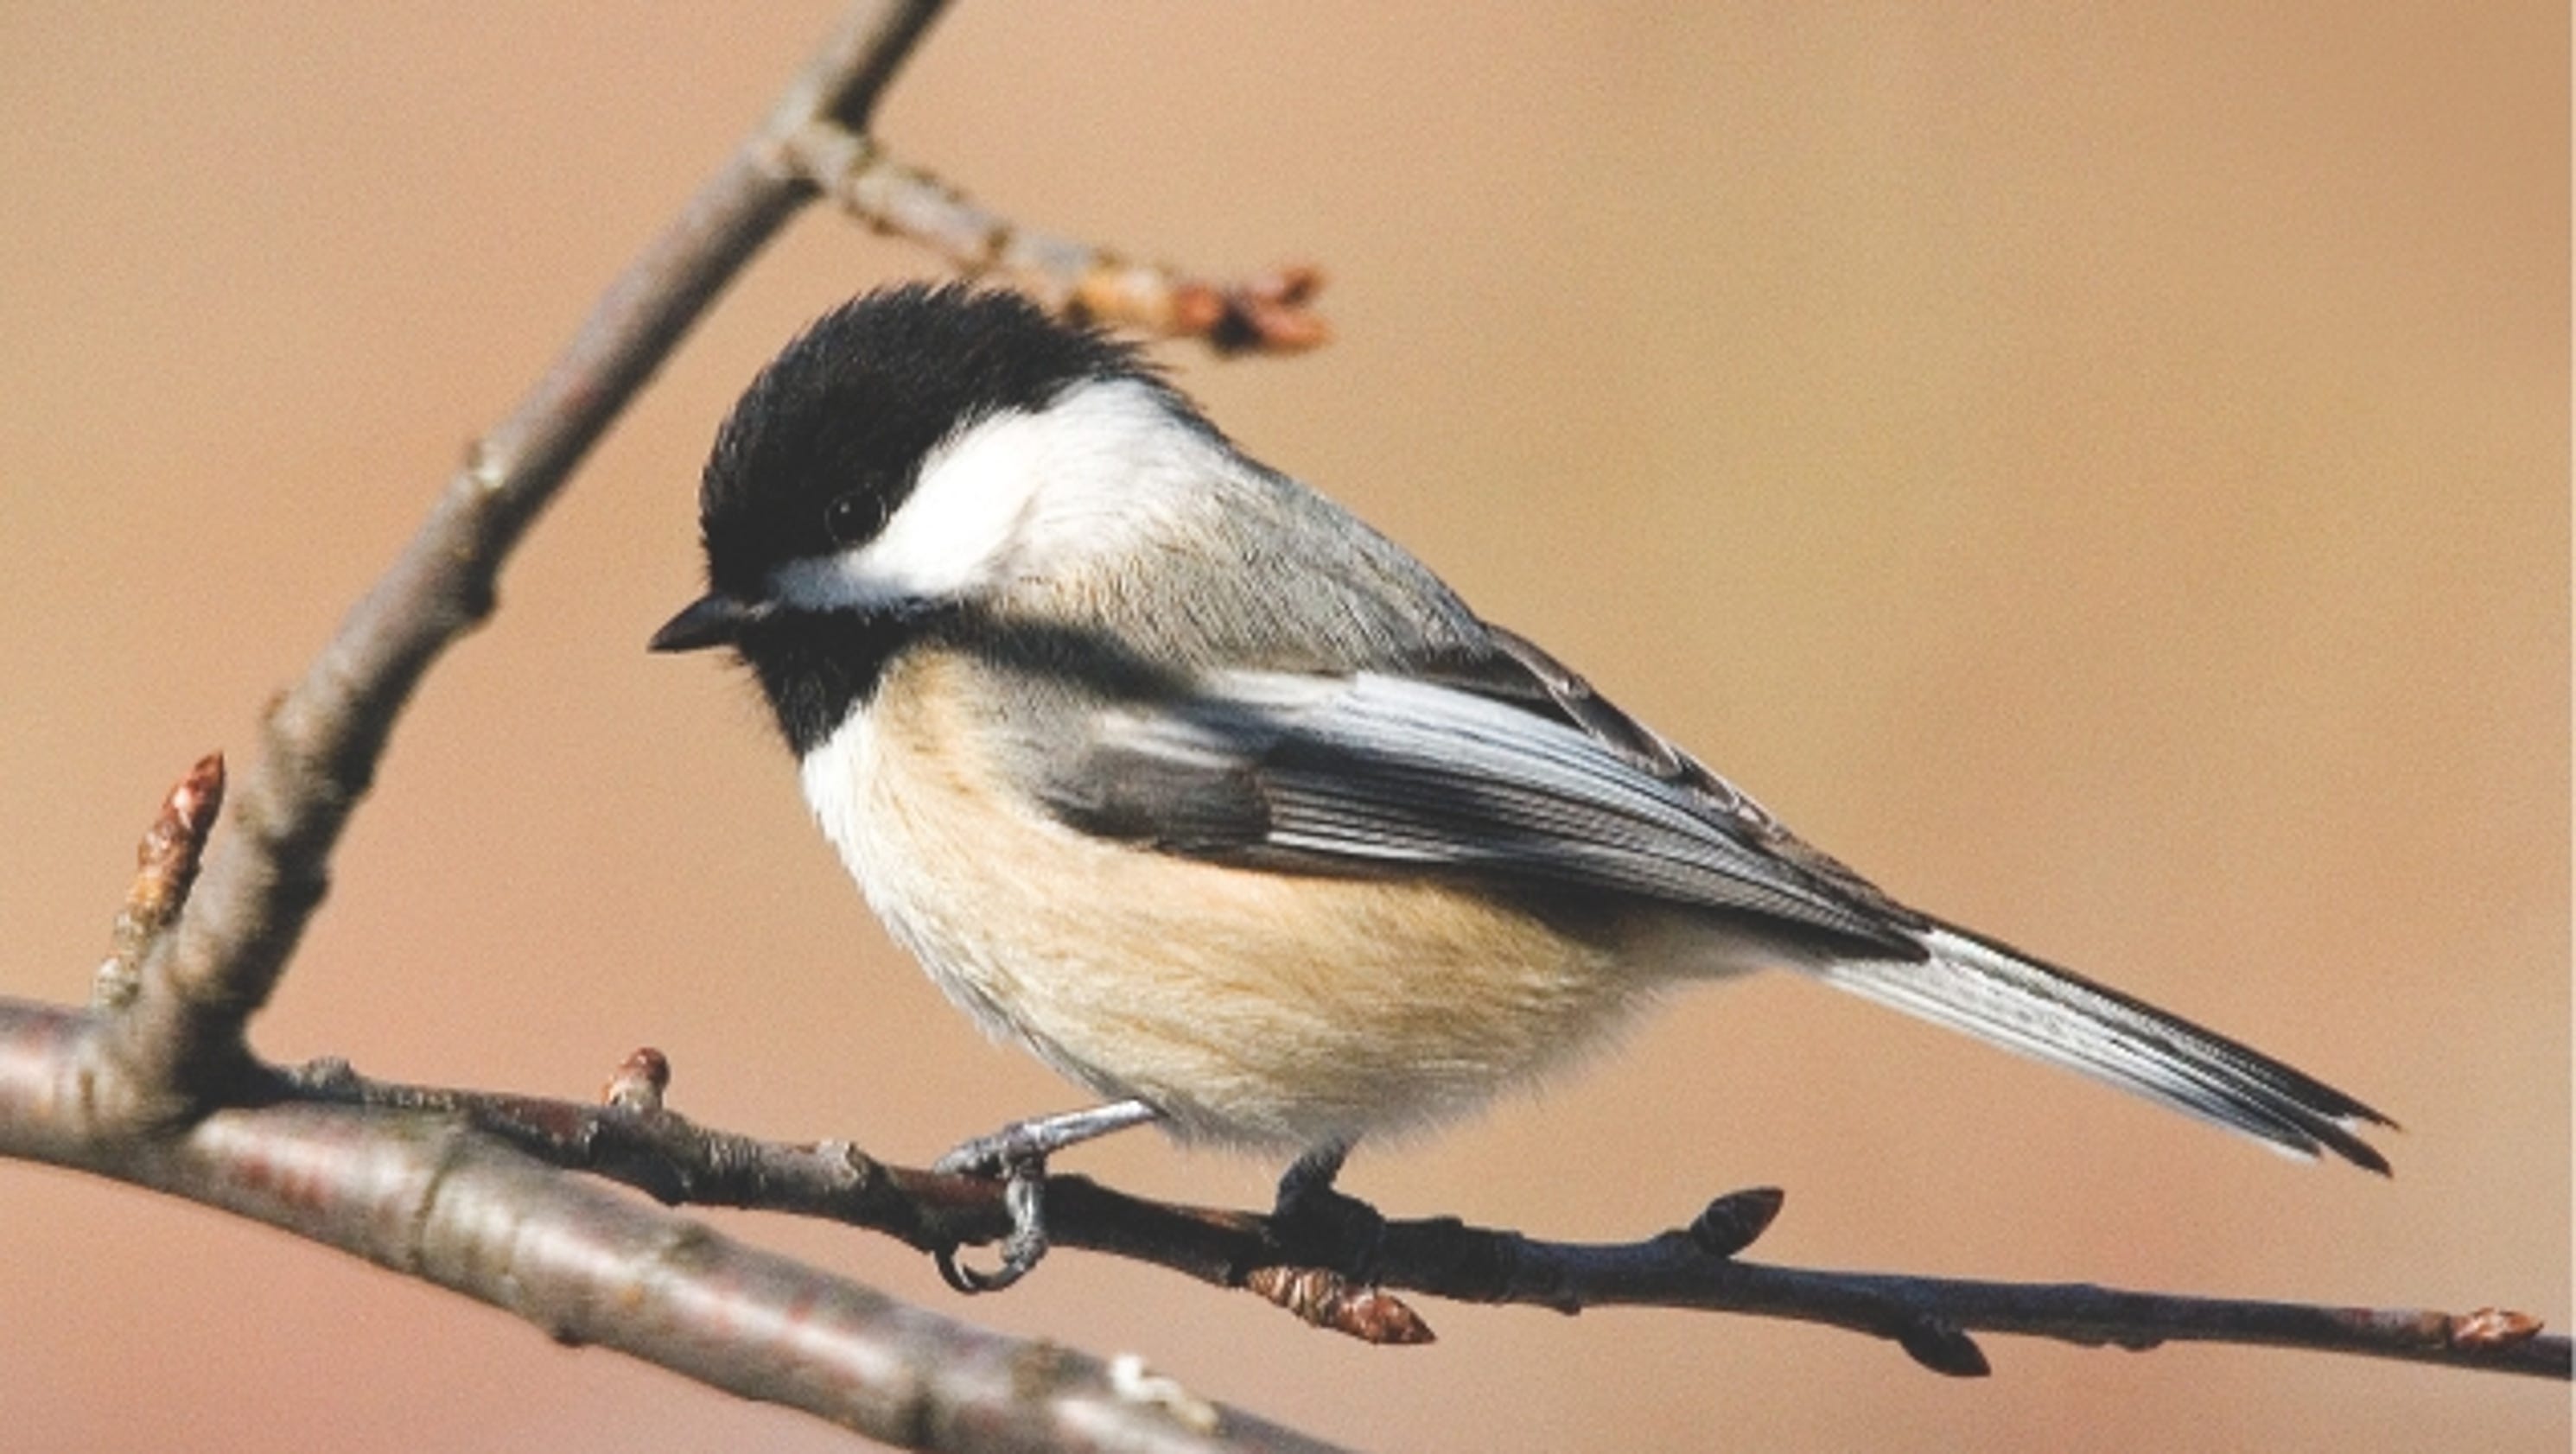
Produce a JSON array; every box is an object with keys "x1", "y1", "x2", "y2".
[
  {"x1": 1269, "y1": 1144, "x2": 1388, "y2": 1280},
  {"x1": 934, "y1": 1167, "x2": 1048, "y2": 1293},
  {"x1": 925, "y1": 1101, "x2": 1161, "y2": 1294},
  {"x1": 932, "y1": 1133, "x2": 1052, "y2": 1293}
]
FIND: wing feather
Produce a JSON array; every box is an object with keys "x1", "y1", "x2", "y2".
[
  {"x1": 1027, "y1": 645, "x2": 2393, "y2": 1171},
  {"x1": 1046, "y1": 669, "x2": 1918, "y2": 954}
]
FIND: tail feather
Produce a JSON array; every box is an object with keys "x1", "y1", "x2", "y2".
[{"x1": 1806, "y1": 923, "x2": 2394, "y2": 1173}]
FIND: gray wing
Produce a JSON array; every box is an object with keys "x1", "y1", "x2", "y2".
[
  {"x1": 1036, "y1": 661, "x2": 1924, "y2": 956},
  {"x1": 1027, "y1": 634, "x2": 2397, "y2": 1171}
]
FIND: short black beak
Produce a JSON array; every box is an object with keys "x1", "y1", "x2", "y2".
[{"x1": 649, "y1": 593, "x2": 762, "y2": 653}]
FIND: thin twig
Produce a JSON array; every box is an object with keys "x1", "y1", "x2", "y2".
[
  {"x1": 788, "y1": 124, "x2": 1330, "y2": 353},
  {"x1": 237, "y1": 1044, "x2": 2573, "y2": 1382},
  {"x1": 89, "y1": 0, "x2": 951, "y2": 1128}
]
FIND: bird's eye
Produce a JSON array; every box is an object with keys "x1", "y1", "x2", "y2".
[{"x1": 823, "y1": 491, "x2": 881, "y2": 547}]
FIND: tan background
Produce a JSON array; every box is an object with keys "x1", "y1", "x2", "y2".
[{"x1": 1, "y1": 3, "x2": 2565, "y2": 1449}]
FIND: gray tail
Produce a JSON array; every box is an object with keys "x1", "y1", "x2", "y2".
[{"x1": 1807, "y1": 921, "x2": 2394, "y2": 1173}]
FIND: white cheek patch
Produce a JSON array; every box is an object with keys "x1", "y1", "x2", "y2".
[
  {"x1": 762, "y1": 410, "x2": 1040, "y2": 614},
  {"x1": 764, "y1": 378, "x2": 1201, "y2": 614}
]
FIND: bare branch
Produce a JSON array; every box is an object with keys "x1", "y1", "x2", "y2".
[
  {"x1": 245, "y1": 1043, "x2": 2573, "y2": 1383},
  {"x1": 0, "y1": 1000, "x2": 1345, "y2": 1454},
  {"x1": 787, "y1": 123, "x2": 1331, "y2": 354},
  {"x1": 87, "y1": 0, "x2": 955, "y2": 1128}
]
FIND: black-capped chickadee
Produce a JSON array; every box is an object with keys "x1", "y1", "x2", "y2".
[{"x1": 653, "y1": 283, "x2": 2389, "y2": 1289}]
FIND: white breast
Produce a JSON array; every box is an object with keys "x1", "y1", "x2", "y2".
[{"x1": 797, "y1": 706, "x2": 1034, "y2": 1046}]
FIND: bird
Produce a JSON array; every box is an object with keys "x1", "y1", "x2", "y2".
[{"x1": 651, "y1": 283, "x2": 2391, "y2": 1290}]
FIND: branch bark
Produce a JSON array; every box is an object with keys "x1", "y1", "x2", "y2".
[
  {"x1": 0, "y1": 1000, "x2": 1343, "y2": 1453},
  {"x1": 95, "y1": 0, "x2": 946, "y2": 1127},
  {"x1": 260, "y1": 1038, "x2": 2576, "y2": 1383},
  {"x1": 788, "y1": 124, "x2": 1330, "y2": 353},
  {"x1": 9, "y1": 990, "x2": 2562, "y2": 1400}
]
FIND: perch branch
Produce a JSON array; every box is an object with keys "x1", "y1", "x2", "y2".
[
  {"x1": 0, "y1": 999, "x2": 1342, "y2": 1454},
  {"x1": 246, "y1": 1043, "x2": 2574, "y2": 1383}
]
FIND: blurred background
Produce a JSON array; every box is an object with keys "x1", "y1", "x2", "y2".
[{"x1": 0, "y1": 3, "x2": 2564, "y2": 1449}]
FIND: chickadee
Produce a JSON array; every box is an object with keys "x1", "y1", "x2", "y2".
[{"x1": 653, "y1": 283, "x2": 2389, "y2": 1289}]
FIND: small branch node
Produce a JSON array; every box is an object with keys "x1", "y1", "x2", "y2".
[
  {"x1": 99, "y1": 754, "x2": 227, "y2": 1008},
  {"x1": 601, "y1": 1048, "x2": 671, "y2": 1111},
  {"x1": 2451, "y1": 1306, "x2": 2547, "y2": 1349},
  {"x1": 780, "y1": 117, "x2": 877, "y2": 200},
  {"x1": 1893, "y1": 1314, "x2": 1993, "y2": 1378},
  {"x1": 281, "y1": 1055, "x2": 362, "y2": 1096},
  {"x1": 1686, "y1": 1185, "x2": 1784, "y2": 1258},
  {"x1": 1243, "y1": 1265, "x2": 1435, "y2": 1345},
  {"x1": 1106, "y1": 1352, "x2": 1224, "y2": 1433},
  {"x1": 88, "y1": 958, "x2": 137, "y2": 1013},
  {"x1": 1145, "y1": 265, "x2": 1332, "y2": 356},
  {"x1": 461, "y1": 438, "x2": 508, "y2": 496}
]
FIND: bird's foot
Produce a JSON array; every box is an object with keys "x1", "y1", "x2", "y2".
[
  {"x1": 1268, "y1": 1142, "x2": 1387, "y2": 1280},
  {"x1": 929, "y1": 1099, "x2": 1160, "y2": 1294}
]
